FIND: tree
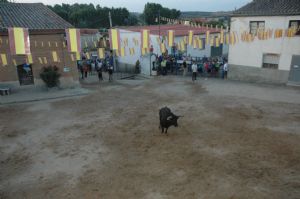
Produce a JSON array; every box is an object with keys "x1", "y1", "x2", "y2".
[
  {"x1": 48, "y1": 3, "x2": 137, "y2": 28},
  {"x1": 143, "y1": 3, "x2": 181, "y2": 25}
]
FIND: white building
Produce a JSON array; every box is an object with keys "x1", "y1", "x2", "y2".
[
  {"x1": 228, "y1": 0, "x2": 300, "y2": 84},
  {"x1": 116, "y1": 24, "x2": 229, "y2": 76}
]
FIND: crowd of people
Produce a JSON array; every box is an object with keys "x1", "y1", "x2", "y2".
[
  {"x1": 77, "y1": 51, "x2": 114, "y2": 82},
  {"x1": 153, "y1": 53, "x2": 229, "y2": 81}
]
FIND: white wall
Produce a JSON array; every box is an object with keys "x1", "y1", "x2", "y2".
[
  {"x1": 117, "y1": 29, "x2": 229, "y2": 75},
  {"x1": 229, "y1": 16, "x2": 300, "y2": 71}
]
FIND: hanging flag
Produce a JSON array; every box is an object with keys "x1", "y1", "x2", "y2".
[
  {"x1": 0, "y1": 54, "x2": 7, "y2": 66},
  {"x1": 226, "y1": 34, "x2": 230, "y2": 44},
  {"x1": 188, "y1": 31, "x2": 193, "y2": 45},
  {"x1": 193, "y1": 38, "x2": 197, "y2": 49},
  {"x1": 168, "y1": 30, "x2": 174, "y2": 47},
  {"x1": 98, "y1": 48, "x2": 105, "y2": 59},
  {"x1": 27, "y1": 54, "x2": 33, "y2": 64},
  {"x1": 76, "y1": 52, "x2": 81, "y2": 60},
  {"x1": 183, "y1": 36, "x2": 187, "y2": 44},
  {"x1": 70, "y1": 54, "x2": 75, "y2": 62},
  {"x1": 12, "y1": 59, "x2": 17, "y2": 66},
  {"x1": 52, "y1": 51, "x2": 58, "y2": 62},
  {"x1": 198, "y1": 39, "x2": 203, "y2": 49},
  {"x1": 41, "y1": 41, "x2": 44, "y2": 47},
  {"x1": 65, "y1": 28, "x2": 81, "y2": 52},
  {"x1": 115, "y1": 50, "x2": 120, "y2": 57},
  {"x1": 220, "y1": 30, "x2": 224, "y2": 44},
  {"x1": 141, "y1": 29, "x2": 150, "y2": 49},
  {"x1": 215, "y1": 37, "x2": 220, "y2": 47},
  {"x1": 48, "y1": 41, "x2": 51, "y2": 47},
  {"x1": 55, "y1": 42, "x2": 58, "y2": 47},
  {"x1": 180, "y1": 40, "x2": 185, "y2": 51},
  {"x1": 230, "y1": 32, "x2": 235, "y2": 45},
  {"x1": 109, "y1": 29, "x2": 120, "y2": 50},
  {"x1": 38, "y1": 57, "x2": 43, "y2": 64},
  {"x1": 160, "y1": 43, "x2": 166, "y2": 53},
  {"x1": 206, "y1": 31, "x2": 210, "y2": 45},
  {"x1": 85, "y1": 52, "x2": 90, "y2": 59},
  {"x1": 210, "y1": 37, "x2": 214, "y2": 46},
  {"x1": 43, "y1": 57, "x2": 48, "y2": 64},
  {"x1": 141, "y1": 48, "x2": 147, "y2": 55},
  {"x1": 121, "y1": 47, "x2": 125, "y2": 57},
  {"x1": 8, "y1": 27, "x2": 31, "y2": 55}
]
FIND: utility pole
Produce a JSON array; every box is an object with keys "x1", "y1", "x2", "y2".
[{"x1": 109, "y1": 11, "x2": 112, "y2": 28}]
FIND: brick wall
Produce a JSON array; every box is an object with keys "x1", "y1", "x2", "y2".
[{"x1": 0, "y1": 33, "x2": 79, "y2": 87}]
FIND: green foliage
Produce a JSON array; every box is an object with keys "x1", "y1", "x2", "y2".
[
  {"x1": 48, "y1": 4, "x2": 138, "y2": 28},
  {"x1": 143, "y1": 3, "x2": 181, "y2": 25},
  {"x1": 40, "y1": 66, "x2": 61, "y2": 88}
]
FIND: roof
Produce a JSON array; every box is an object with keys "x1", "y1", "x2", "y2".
[
  {"x1": 233, "y1": 0, "x2": 300, "y2": 16},
  {"x1": 120, "y1": 24, "x2": 221, "y2": 37},
  {"x1": 0, "y1": 3, "x2": 73, "y2": 31}
]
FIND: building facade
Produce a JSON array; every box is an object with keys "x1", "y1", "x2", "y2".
[
  {"x1": 0, "y1": 3, "x2": 79, "y2": 89},
  {"x1": 228, "y1": 0, "x2": 300, "y2": 84}
]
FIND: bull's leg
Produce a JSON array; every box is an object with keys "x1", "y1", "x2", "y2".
[
  {"x1": 161, "y1": 127, "x2": 164, "y2": 133},
  {"x1": 165, "y1": 128, "x2": 168, "y2": 134}
]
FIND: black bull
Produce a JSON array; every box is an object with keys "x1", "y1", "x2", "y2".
[{"x1": 159, "y1": 107, "x2": 182, "y2": 134}]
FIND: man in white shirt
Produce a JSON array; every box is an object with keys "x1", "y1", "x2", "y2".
[
  {"x1": 223, "y1": 61, "x2": 228, "y2": 79},
  {"x1": 191, "y1": 61, "x2": 198, "y2": 82}
]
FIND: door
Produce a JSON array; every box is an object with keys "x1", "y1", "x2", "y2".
[
  {"x1": 288, "y1": 55, "x2": 300, "y2": 84},
  {"x1": 211, "y1": 44, "x2": 223, "y2": 57},
  {"x1": 17, "y1": 63, "x2": 34, "y2": 85}
]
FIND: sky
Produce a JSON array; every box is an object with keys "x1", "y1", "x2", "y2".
[{"x1": 17, "y1": 0, "x2": 252, "y2": 12}]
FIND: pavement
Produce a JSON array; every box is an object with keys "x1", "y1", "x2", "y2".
[{"x1": 0, "y1": 86, "x2": 90, "y2": 105}]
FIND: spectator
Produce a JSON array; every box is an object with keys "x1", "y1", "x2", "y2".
[
  {"x1": 223, "y1": 61, "x2": 228, "y2": 79},
  {"x1": 192, "y1": 61, "x2": 198, "y2": 82}
]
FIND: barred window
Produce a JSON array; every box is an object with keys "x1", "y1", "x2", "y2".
[
  {"x1": 250, "y1": 21, "x2": 265, "y2": 35},
  {"x1": 262, "y1": 54, "x2": 279, "y2": 69}
]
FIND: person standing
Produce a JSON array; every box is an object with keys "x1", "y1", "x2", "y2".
[
  {"x1": 97, "y1": 60, "x2": 103, "y2": 81},
  {"x1": 223, "y1": 61, "x2": 228, "y2": 79},
  {"x1": 182, "y1": 60, "x2": 187, "y2": 76},
  {"x1": 108, "y1": 53, "x2": 114, "y2": 82},
  {"x1": 192, "y1": 61, "x2": 198, "y2": 82}
]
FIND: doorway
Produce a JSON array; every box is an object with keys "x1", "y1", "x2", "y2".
[
  {"x1": 288, "y1": 55, "x2": 300, "y2": 84},
  {"x1": 17, "y1": 63, "x2": 34, "y2": 85}
]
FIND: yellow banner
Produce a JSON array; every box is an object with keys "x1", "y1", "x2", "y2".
[
  {"x1": 188, "y1": 31, "x2": 193, "y2": 45},
  {"x1": 121, "y1": 47, "x2": 125, "y2": 56},
  {"x1": 43, "y1": 57, "x2": 47, "y2": 64},
  {"x1": 220, "y1": 30, "x2": 224, "y2": 44},
  {"x1": 0, "y1": 54, "x2": 7, "y2": 66},
  {"x1": 142, "y1": 30, "x2": 149, "y2": 49},
  {"x1": 110, "y1": 29, "x2": 120, "y2": 50},
  {"x1": 180, "y1": 40, "x2": 185, "y2": 51},
  {"x1": 168, "y1": 30, "x2": 174, "y2": 47},
  {"x1": 206, "y1": 31, "x2": 210, "y2": 45},
  {"x1": 14, "y1": 28, "x2": 26, "y2": 54},
  {"x1": 76, "y1": 52, "x2": 81, "y2": 60},
  {"x1": 27, "y1": 54, "x2": 33, "y2": 64},
  {"x1": 98, "y1": 48, "x2": 105, "y2": 59},
  {"x1": 69, "y1": 29, "x2": 80, "y2": 52},
  {"x1": 52, "y1": 51, "x2": 58, "y2": 62},
  {"x1": 38, "y1": 57, "x2": 43, "y2": 64}
]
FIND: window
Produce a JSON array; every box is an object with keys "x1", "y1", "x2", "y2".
[
  {"x1": 289, "y1": 20, "x2": 300, "y2": 35},
  {"x1": 262, "y1": 54, "x2": 279, "y2": 69},
  {"x1": 250, "y1": 21, "x2": 265, "y2": 35}
]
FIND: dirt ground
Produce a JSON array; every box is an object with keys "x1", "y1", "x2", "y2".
[{"x1": 1, "y1": 76, "x2": 300, "y2": 199}]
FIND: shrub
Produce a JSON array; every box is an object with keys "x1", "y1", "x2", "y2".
[{"x1": 40, "y1": 66, "x2": 61, "y2": 88}]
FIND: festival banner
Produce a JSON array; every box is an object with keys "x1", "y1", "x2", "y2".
[
  {"x1": 193, "y1": 38, "x2": 197, "y2": 49},
  {"x1": 76, "y1": 52, "x2": 81, "y2": 60},
  {"x1": 98, "y1": 48, "x2": 105, "y2": 59},
  {"x1": 0, "y1": 54, "x2": 7, "y2": 66},
  {"x1": 220, "y1": 30, "x2": 224, "y2": 44},
  {"x1": 8, "y1": 27, "x2": 31, "y2": 55},
  {"x1": 180, "y1": 40, "x2": 185, "y2": 51},
  {"x1": 48, "y1": 41, "x2": 51, "y2": 47},
  {"x1": 168, "y1": 30, "x2": 174, "y2": 47},
  {"x1": 210, "y1": 37, "x2": 214, "y2": 46},
  {"x1": 38, "y1": 57, "x2": 43, "y2": 64},
  {"x1": 109, "y1": 29, "x2": 120, "y2": 51},
  {"x1": 141, "y1": 29, "x2": 150, "y2": 49},
  {"x1": 52, "y1": 51, "x2": 59, "y2": 62},
  {"x1": 188, "y1": 31, "x2": 193, "y2": 45},
  {"x1": 274, "y1": 29, "x2": 283, "y2": 38},
  {"x1": 27, "y1": 54, "x2": 33, "y2": 64},
  {"x1": 43, "y1": 57, "x2": 48, "y2": 64},
  {"x1": 65, "y1": 28, "x2": 81, "y2": 52},
  {"x1": 215, "y1": 37, "x2": 220, "y2": 47},
  {"x1": 160, "y1": 42, "x2": 166, "y2": 53},
  {"x1": 198, "y1": 38, "x2": 203, "y2": 49},
  {"x1": 121, "y1": 47, "x2": 126, "y2": 57},
  {"x1": 206, "y1": 31, "x2": 210, "y2": 45}
]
